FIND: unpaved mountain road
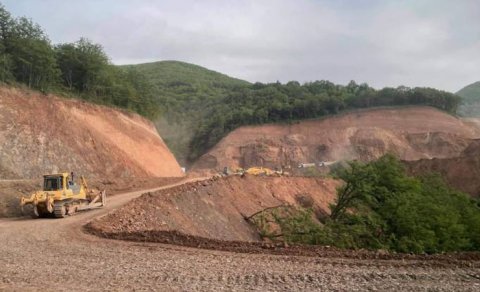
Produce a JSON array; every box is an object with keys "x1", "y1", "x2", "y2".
[{"x1": 1, "y1": 180, "x2": 479, "y2": 291}]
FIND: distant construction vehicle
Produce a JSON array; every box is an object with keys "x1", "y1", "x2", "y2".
[
  {"x1": 235, "y1": 167, "x2": 283, "y2": 176},
  {"x1": 298, "y1": 163, "x2": 316, "y2": 168},
  {"x1": 244, "y1": 167, "x2": 276, "y2": 176},
  {"x1": 20, "y1": 172, "x2": 106, "y2": 218},
  {"x1": 298, "y1": 161, "x2": 337, "y2": 168}
]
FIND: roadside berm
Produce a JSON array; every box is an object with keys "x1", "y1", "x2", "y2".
[
  {"x1": 86, "y1": 175, "x2": 480, "y2": 265},
  {"x1": 87, "y1": 175, "x2": 340, "y2": 243}
]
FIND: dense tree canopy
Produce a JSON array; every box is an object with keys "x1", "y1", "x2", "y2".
[
  {"x1": 327, "y1": 154, "x2": 480, "y2": 253},
  {"x1": 0, "y1": 4, "x2": 159, "y2": 118},
  {"x1": 55, "y1": 38, "x2": 110, "y2": 92},
  {"x1": 0, "y1": 8, "x2": 58, "y2": 91}
]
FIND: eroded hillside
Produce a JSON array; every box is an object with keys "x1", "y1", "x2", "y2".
[
  {"x1": 406, "y1": 139, "x2": 480, "y2": 198},
  {"x1": 193, "y1": 107, "x2": 480, "y2": 172},
  {"x1": 88, "y1": 175, "x2": 339, "y2": 243},
  {"x1": 0, "y1": 87, "x2": 184, "y2": 179}
]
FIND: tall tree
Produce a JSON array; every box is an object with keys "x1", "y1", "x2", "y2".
[
  {"x1": 9, "y1": 17, "x2": 59, "y2": 90},
  {"x1": 0, "y1": 4, "x2": 13, "y2": 81},
  {"x1": 55, "y1": 38, "x2": 109, "y2": 94}
]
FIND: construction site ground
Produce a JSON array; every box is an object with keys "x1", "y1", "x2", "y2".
[{"x1": 1, "y1": 178, "x2": 479, "y2": 291}]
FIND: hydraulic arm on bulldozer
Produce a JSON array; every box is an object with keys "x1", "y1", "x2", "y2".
[{"x1": 20, "y1": 172, "x2": 106, "y2": 218}]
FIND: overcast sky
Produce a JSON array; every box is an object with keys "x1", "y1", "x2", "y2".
[{"x1": 3, "y1": 0, "x2": 479, "y2": 91}]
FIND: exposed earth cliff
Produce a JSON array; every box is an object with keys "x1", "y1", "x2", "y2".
[
  {"x1": 192, "y1": 107, "x2": 480, "y2": 173},
  {"x1": 406, "y1": 139, "x2": 480, "y2": 198},
  {"x1": 0, "y1": 87, "x2": 184, "y2": 179}
]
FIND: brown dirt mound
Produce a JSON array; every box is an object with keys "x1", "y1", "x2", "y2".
[
  {"x1": 406, "y1": 139, "x2": 480, "y2": 198},
  {"x1": 87, "y1": 175, "x2": 340, "y2": 242},
  {"x1": 0, "y1": 86, "x2": 184, "y2": 179},
  {"x1": 192, "y1": 107, "x2": 480, "y2": 173},
  {"x1": 85, "y1": 176, "x2": 480, "y2": 265}
]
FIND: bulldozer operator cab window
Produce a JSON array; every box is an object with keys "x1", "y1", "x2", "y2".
[{"x1": 44, "y1": 177, "x2": 62, "y2": 191}]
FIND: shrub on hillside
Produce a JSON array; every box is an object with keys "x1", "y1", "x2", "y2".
[
  {"x1": 330, "y1": 154, "x2": 480, "y2": 253},
  {"x1": 251, "y1": 154, "x2": 480, "y2": 254}
]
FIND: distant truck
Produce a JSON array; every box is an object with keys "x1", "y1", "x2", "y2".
[
  {"x1": 298, "y1": 163, "x2": 316, "y2": 168},
  {"x1": 223, "y1": 166, "x2": 283, "y2": 176},
  {"x1": 298, "y1": 161, "x2": 336, "y2": 168}
]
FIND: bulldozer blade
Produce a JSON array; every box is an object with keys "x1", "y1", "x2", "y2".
[{"x1": 77, "y1": 190, "x2": 106, "y2": 211}]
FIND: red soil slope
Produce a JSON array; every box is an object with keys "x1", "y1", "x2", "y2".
[
  {"x1": 193, "y1": 107, "x2": 480, "y2": 172},
  {"x1": 88, "y1": 175, "x2": 340, "y2": 242},
  {"x1": 406, "y1": 139, "x2": 480, "y2": 198},
  {"x1": 0, "y1": 87, "x2": 183, "y2": 178}
]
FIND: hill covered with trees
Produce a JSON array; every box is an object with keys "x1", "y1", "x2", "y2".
[
  {"x1": 125, "y1": 60, "x2": 462, "y2": 163},
  {"x1": 457, "y1": 81, "x2": 480, "y2": 101},
  {"x1": 121, "y1": 61, "x2": 250, "y2": 163},
  {"x1": 457, "y1": 81, "x2": 480, "y2": 117},
  {"x1": 121, "y1": 60, "x2": 249, "y2": 125}
]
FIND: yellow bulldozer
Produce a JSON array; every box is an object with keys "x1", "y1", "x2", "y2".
[
  {"x1": 231, "y1": 167, "x2": 283, "y2": 176},
  {"x1": 20, "y1": 172, "x2": 106, "y2": 218},
  {"x1": 244, "y1": 167, "x2": 276, "y2": 176}
]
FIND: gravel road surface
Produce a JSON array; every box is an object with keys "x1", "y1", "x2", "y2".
[{"x1": 1, "y1": 180, "x2": 479, "y2": 291}]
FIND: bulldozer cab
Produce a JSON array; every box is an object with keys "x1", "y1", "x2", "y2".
[
  {"x1": 43, "y1": 175, "x2": 64, "y2": 191},
  {"x1": 42, "y1": 173, "x2": 76, "y2": 192}
]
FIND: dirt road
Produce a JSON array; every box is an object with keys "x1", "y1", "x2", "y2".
[{"x1": 1, "y1": 180, "x2": 479, "y2": 291}]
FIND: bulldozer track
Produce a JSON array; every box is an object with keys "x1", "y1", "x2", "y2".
[
  {"x1": 1, "y1": 177, "x2": 479, "y2": 291},
  {"x1": 53, "y1": 202, "x2": 66, "y2": 218}
]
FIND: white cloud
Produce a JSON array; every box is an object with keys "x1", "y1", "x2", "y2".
[{"x1": 2, "y1": 0, "x2": 480, "y2": 91}]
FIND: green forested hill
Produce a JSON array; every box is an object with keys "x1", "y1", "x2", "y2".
[
  {"x1": 125, "y1": 60, "x2": 462, "y2": 165},
  {"x1": 122, "y1": 61, "x2": 250, "y2": 164},
  {"x1": 122, "y1": 60, "x2": 249, "y2": 123},
  {"x1": 457, "y1": 81, "x2": 480, "y2": 100},
  {"x1": 457, "y1": 81, "x2": 480, "y2": 117},
  {"x1": 122, "y1": 60, "x2": 249, "y2": 88}
]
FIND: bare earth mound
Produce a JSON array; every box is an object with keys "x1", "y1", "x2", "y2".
[
  {"x1": 86, "y1": 176, "x2": 480, "y2": 268},
  {"x1": 193, "y1": 107, "x2": 480, "y2": 173},
  {"x1": 0, "y1": 86, "x2": 183, "y2": 178},
  {"x1": 87, "y1": 175, "x2": 340, "y2": 242}
]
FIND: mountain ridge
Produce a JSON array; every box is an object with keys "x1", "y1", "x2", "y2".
[
  {"x1": 121, "y1": 60, "x2": 250, "y2": 87},
  {"x1": 457, "y1": 81, "x2": 480, "y2": 117}
]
